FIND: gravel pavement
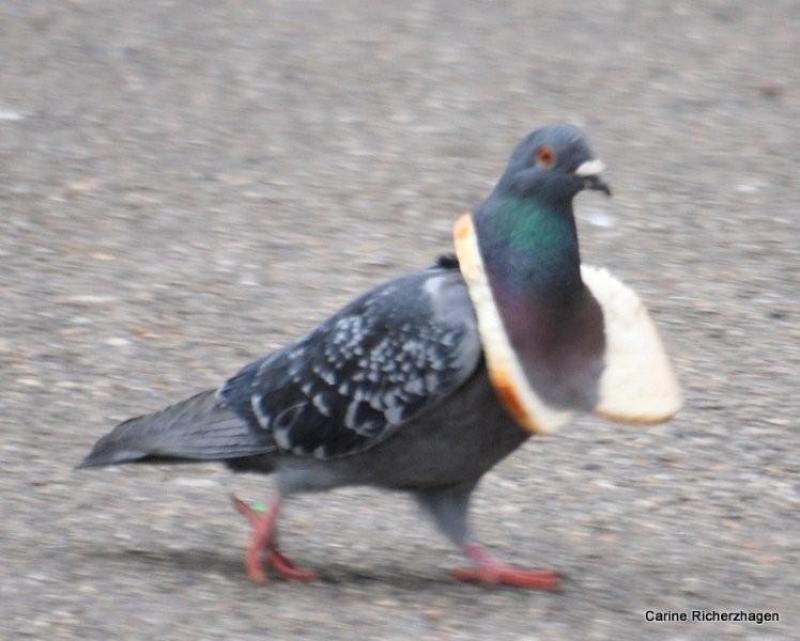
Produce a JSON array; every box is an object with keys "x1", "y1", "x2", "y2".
[{"x1": 1, "y1": 2, "x2": 799, "y2": 640}]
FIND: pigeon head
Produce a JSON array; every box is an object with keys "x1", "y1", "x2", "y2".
[{"x1": 498, "y1": 124, "x2": 611, "y2": 201}]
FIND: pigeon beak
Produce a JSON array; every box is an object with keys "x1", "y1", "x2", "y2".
[{"x1": 575, "y1": 159, "x2": 611, "y2": 196}]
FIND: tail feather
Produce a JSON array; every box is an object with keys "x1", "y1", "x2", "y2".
[{"x1": 78, "y1": 390, "x2": 272, "y2": 468}]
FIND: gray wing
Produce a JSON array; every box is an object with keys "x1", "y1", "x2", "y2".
[{"x1": 217, "y1": 261, "x2": 481, "y2": 459}]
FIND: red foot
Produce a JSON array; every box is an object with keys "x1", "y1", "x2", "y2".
[
  {"x1": 269, "y1": 549, "x2": 318, "y2": 582},
  {"x1": 452, "y1": 565, "x2": 560, "y2": 590},
  {"x1": 231, "y1": 494, "x2": 318, "y2": 584},
  {"x1": 452, "y1": 543, "x2": 560, "y2": 590}
]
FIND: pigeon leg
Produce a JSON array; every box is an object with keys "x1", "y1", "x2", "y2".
[
  {"x1": 231, "y1": 494, "x2": 318, "y2": 583},
  {"x1": 452, "y1": 543, "x2": 560, "y2": 590}
]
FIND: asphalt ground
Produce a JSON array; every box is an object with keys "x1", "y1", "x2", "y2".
[{"x1": 1, "y1": 1, "x2": 798, "y2": 639}]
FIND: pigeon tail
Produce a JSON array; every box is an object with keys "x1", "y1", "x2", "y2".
[{"x1": 78, "y1": 390, "x2": 271, "y2": 468}]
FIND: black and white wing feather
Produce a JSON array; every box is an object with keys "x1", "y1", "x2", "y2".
[{"x1": 217, "y1": 262, "x2": 481, "y2": 459}]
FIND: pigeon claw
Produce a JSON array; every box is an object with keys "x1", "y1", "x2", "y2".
[
  {"x1": 269, "y1": 549, "x2": 319, "y2": 582},
  {"x1": 452, "y1": 565, "x2": 560, "y2": 590},
  {"x1": 453, "y1": 543, "x2": 560, "y2": 590},
  {"x1": 231, "y1": 494, "x2": 318, "y2": 584}
]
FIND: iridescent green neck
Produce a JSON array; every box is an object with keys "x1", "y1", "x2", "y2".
[
  {"x1": 471, "y1": 193, "x2": 603, "y2": 412},
  {"x1": 475, "y1": 195, "x2": 582, "y2": 295}
]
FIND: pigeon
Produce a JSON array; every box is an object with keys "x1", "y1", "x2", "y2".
[{"x1": 79, "y1": 124, "x2": 681, "y2": 589}]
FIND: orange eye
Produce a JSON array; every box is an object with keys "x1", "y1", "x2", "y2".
[{"x1": 536, "y1": 145, "x2": 557, "y2": 168}]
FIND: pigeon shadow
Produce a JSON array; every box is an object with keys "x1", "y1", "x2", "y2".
[{"x1": 88, "y1": 545, "x2": 245, "y2": 580}]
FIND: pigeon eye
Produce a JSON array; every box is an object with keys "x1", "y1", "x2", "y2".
[{"x1": 535, "y1": 146, "x2": 557, "y2": 168}]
